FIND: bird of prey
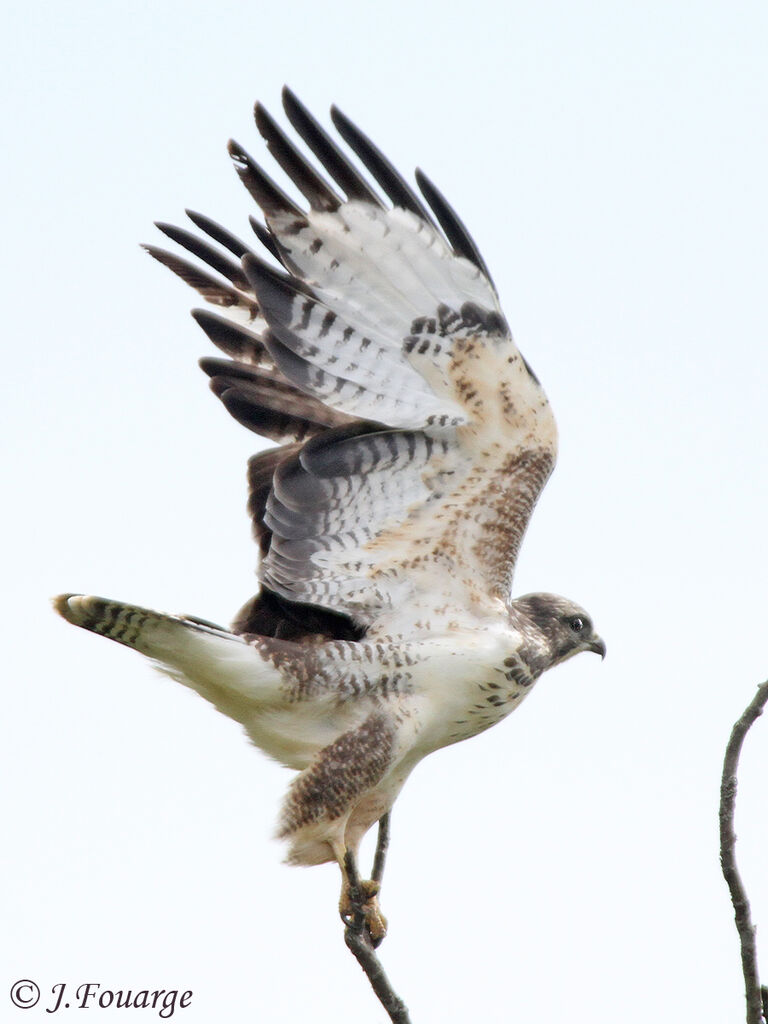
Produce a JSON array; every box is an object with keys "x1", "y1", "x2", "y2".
[{"x1": 55, "y1": 89, "x2": 604, "y2": 941}]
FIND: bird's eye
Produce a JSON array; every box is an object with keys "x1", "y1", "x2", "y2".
[{"x1": 569, "y1": 616, "x2": 585, "y2": 633}]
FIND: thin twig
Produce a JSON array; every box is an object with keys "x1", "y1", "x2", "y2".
[
  {"x1": 372, "y1": 811, "x2": 391, "y2": 885},
  {"x1": 343, "y1": 815, "x2": 412, "y2": 1024},
  {"x1": 343, "y1": 845, "x2": 365, "y2": 927},
  {"x1": 344, "y1": 925, "x2": 412, "y2": 1024},
  {"x1": 719, "y1": 680, "x2": 768, "y2": 1024}
]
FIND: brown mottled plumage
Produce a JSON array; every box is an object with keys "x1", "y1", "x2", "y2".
[{"x1": 55, "y1": 89, "x2": 604, "y2": 938}]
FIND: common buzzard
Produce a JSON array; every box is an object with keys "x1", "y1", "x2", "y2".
[{"x1": 56, "y1": 89, "x2": 604, "y2": 940}]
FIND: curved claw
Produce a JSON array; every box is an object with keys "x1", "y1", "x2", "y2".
[{"x1": 340, "y1": 878, "x2": 388, "y2": 946}]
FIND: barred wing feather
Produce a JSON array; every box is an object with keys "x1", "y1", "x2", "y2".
[{"x1": 148, "y1": 88, "x2": 557, "y2": 637}]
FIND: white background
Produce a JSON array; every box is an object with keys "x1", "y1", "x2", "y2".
[{"x1": 2, "y1": 1, "x2": 767, "y2": 1021}]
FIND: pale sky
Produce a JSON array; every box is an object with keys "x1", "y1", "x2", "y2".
[{"x1": 3, "y1": 1, "x2": 767, "y2": 1021}]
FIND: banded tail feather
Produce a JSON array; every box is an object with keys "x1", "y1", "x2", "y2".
[{"x1": 53, "y1": 595, "x2": 283, "y2": 725}]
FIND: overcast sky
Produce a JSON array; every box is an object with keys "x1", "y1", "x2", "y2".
[{"x1": 3, "y1": 1, "x2": 767, "y2": 1021}]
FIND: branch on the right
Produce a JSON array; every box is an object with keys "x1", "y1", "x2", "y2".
[{"x1": 719, "y1": 679, "x2": 768, "y2": 1024}]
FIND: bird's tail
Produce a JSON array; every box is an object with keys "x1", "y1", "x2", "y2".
[
  {"x1": 54, "y1": 593, "x2": 239, "y2": 656},
  {"x1": 53, "y1": 594, "x2": 281, "y2": 722}
]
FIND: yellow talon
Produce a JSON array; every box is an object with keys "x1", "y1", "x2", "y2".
[{"x1": 339, "y1": 877, "x2": 388, "y2": 946}]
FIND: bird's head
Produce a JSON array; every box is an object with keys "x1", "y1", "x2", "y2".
[{"x1": 510, "y1": 593, "x2": 606, "y2": 668}]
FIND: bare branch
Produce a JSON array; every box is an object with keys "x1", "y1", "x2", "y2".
[
  {"x1": 344, "y1": 923, "x2": 412, "y2": 1024},
  {"x1": 720, "y1": 680, "x2": 768, "y2": 1024},
  {"x1": 372, "y1": 811, "x2": 391, "y2": 885},
  {"x1": 343, "y1": 815, "x2": 412, "y2": 1024}
]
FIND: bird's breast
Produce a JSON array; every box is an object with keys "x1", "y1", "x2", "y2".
[{"x1": 403, "y1": 632, "x2": 539, "y2": 752}]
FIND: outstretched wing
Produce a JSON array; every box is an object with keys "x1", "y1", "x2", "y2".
[{"x1": 148, "y1": 88, "x2": 557, "y2": 637}]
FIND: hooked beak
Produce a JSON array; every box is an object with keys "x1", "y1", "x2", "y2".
[{"x1": 588, "y1": 636, "x2": 606, "y2": 660}]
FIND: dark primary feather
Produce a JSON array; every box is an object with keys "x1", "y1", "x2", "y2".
[
  {"x1": 330, "y1": 105, "x2": 437, "y2": 225},
  {"x1": 191, "y1": 309, "x2": 272, "y2": 365},
  {"x1": 200, "y1": 356, "x2": 355, "y2": 443},
  {"x1": 155, "y1": 221, "x2": 251, "y2": 291},
  {"x1": 227, "y1": 139, "x2": 307, "y2": 222},
  {"x1": 208, "y1": 380, "x2": 303, "y2": 442},
  {"x1": 415, "y1": 168, "x2": 496, "y2": 286},
  {"x1": 258, "y1": 92, "x2": 489, "y2": 282},
  {"x1": 185, "y1": 210, "x2": 254, "y2": 260},
  {"x1": 143, "y1": 245, "x2": 259, "y2": 318},
  {"x1": 249, "y1": 217, "x2": 282, "y2": 261},
  {"x1": 254, "y1": 102, "x2": 341, "y2": 213},
  {"x1": 281, "y1": 86, "x2": 383, "y2": 207}
]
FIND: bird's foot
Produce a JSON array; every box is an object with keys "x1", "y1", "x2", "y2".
[{"x1": 340, "y1": 878, "x2": 388, "y2": 947}]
